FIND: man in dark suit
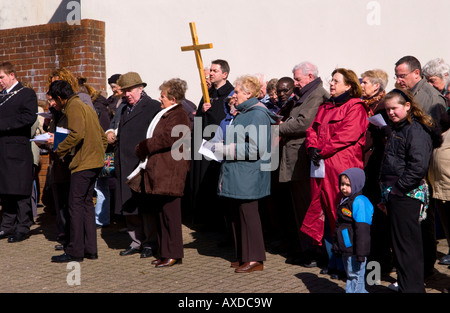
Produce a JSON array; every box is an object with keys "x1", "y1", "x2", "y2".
[
  {"x1": 105, "y1": 72, "x2": 161, "y2": 258},
  {"x1": 0, "y1": 62, "x2": 38, "y2": 242},
  {"x1": 190, "y1": 59, "x2": 234, "y2": 230}
]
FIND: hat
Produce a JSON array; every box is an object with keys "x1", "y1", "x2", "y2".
[
  {"x1": 108, "y1": 74, "x2": 121, "y2": 85},
  {"x1": 117, "y1": 72, "x2": 147, "y2": 90}
]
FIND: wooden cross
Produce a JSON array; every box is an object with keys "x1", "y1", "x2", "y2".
[{"x1": 181, "y1": 22, "x2": 213, "y2": 104}]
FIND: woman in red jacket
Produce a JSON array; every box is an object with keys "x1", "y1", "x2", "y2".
[{"x1": 301, "y1": 68, "x2": 369, "y2": 277}]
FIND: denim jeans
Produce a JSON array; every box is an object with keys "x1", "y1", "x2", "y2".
[
  {"x1": 343, "y1": 255, "x2": 368, "y2": 293},
  {"x1": 95, "y1": 177, "x2": 110, "y2": 226}
]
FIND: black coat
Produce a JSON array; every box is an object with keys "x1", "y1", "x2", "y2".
[
  {"x1": 92, "y1": 94, "x2": 111, "y2": 131},
  {"x1": 114, "y1": 92, "x2": 161, "y2": 215},
  {"x1": 195, "y1": 80, "x2": 234, "y2": 140},
  {"x1": 190, "y1": 81, "x2": 234, "y2": 218},
  {"x1": 0, "y1": 83, "x2": 38, "y2": 195},
  {"x1": 380, "y1": 118, "x2": 440, "y2": 194}
]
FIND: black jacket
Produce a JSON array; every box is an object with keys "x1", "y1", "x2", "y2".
[
  {"x1": 0, "y1": 83, "x2": 37, "y2": 195},
  {"x1": 114, "y1": 92, "x2": 161, "y2": 215},
  {"x1": 380, "y1": 118, "x2": 441, "y2": 194}
]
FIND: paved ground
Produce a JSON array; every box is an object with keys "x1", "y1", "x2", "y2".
[{"x1": 0, "y1": 205, "x2": 449, "y2": 295}]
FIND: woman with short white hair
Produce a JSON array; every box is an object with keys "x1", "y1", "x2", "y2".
[{"x1": 423, "y1": 58, "x2": 450, "y2": 95}]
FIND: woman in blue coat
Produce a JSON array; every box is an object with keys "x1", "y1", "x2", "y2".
[{"x1": 214, "y1": 75, "x2": 278, "y2": 273}]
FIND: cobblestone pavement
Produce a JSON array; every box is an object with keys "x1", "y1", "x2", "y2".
[{"x1": 0, "y1": 205, "x2": 449, "y2": 294}]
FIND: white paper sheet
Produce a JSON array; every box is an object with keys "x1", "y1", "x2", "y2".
[
  {"x1": 368, "y1": 114, "x2": 387, "y2": 128},
  {"x1": 37, "y1": 112, "x2": 53, "y2": 119},
  {"x1": 198, "y1": 139, "x2": 222, "y2": 162},
  {"x1": 310, "y1": 159, "x2": 325, "y2": 178},
  {"x1": 30, "y1": 132, "x2": 52, "y2": 144}
]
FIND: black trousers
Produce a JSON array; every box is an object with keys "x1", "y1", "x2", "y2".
[
  {"x1": 65, "y1": 168, "x2": 100, "y2": 258},
  {"x1": 387, "y1": 194, "x2": 425, "y2": 293},
  {"x1": 227, "y1": 198, "x2": 266, "y2": 263},
  {"x1": 435, "y1": 199, "x2": 450, "y2": 253},
  {"x1": 0, "y1": 194, "x2": 33, "y2": 235},
  {"x1": 52, "y1": 182, "x2": 70, "y2": 242}
]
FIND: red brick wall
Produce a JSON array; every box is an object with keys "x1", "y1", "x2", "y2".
[
  {"x1": 0, "y1": 19, "x2": 107, "y2": 203},
  {"x1": 0, "y1": 19, "x2": 106, "y2": 100}
]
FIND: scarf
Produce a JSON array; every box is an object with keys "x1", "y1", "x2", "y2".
[
  {"x1": 362, "y1": 90, "x2": 385, "y2": 117},
  {"x1": 127, "y1": 103, "x2": 179, "y2": 180}
]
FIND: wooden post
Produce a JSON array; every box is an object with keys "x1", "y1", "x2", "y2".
[{"x1": 181, "y1": 22, "x2": 213, "y2": 104}]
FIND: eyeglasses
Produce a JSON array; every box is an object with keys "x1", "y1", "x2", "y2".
[
  {"x1": 394, "y1": 71, "x2": 412, "y2": 80},
  {"x1": 328, "y1": 78, "x2": 343, "y2": 85}
]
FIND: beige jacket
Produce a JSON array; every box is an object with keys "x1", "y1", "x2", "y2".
[
  {"x1": 278, "y1": 79, "x2": 329, "y2": 182},
  {"x1": 429, "y1": 129, "x2": 450, "y2": 200}
]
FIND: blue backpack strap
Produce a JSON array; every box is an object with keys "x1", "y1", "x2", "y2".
[{"x1": 353, "y1": 195, "x2": 374, "y2": 225}]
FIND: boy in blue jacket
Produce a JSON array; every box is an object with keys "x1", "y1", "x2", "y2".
[{"x1": 332, "y1": 167, "x2": 374, "y2": 293}]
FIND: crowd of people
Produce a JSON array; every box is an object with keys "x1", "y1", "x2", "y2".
[{"x1": 0, "y1": 54, "x2": 449, "y2": 293}]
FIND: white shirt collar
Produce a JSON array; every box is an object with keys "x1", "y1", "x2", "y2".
[{"x1": 6, "y1": 81, "x2": 19, "y2": 93}]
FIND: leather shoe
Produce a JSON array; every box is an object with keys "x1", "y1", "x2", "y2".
[
  {"x1": 0, "y1": 230, "x2": 11, "y2": 239},
  {"x1": 8, "y1": 233, "x2": 29, "y2": 243},
  {"x1": 84, "y1": 253, "x2": 98, "y2": 260},
  {"x1": 119, "y1": 246, "x2": 141, "y2": 256},
  {"x1": 151, "y1": 259, "x2": 162, "y2": 265},
  {"x1": 155, "y1": 258, "x2": 182, "y2": 268},
  {"x1": 140, "y1": 247, "x2": 153, "y2": 258},
  {"x1": 235, "y1": 262, "x2": 264, "y2": 273},
  {"x1": 230, "y1": 261, "x2": 241, "y2": 268},
  {"x1": 51, "y1": 253, "x2": 83, "y2": 263}
]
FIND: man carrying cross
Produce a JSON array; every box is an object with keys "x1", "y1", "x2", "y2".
[
  {"x1": 0, "y1": 62, "x2": 38, "y2": 243},
  {"x1": 190, "y1": 59, "x2": 234, "y2": 229}
]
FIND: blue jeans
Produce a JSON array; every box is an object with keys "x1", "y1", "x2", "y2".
[
  {"x1": 95, "y1": 177, "x2": 110, "y2": 226},
  {"x1": 343, "y1": 255, "x2": 368, "y2": 293}
]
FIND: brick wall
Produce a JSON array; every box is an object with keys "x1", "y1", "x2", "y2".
[
  {"x1": 0, "y1": 19, "x2": 106, "y2": 100},
  {"x1": 0, "y1": 19, "x2": 107, "y2": 203}
]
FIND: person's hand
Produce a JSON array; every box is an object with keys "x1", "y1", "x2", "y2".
[
  {"x1": 212, "y1": 142, "x2": 225, "y2": 156},
  {"x1": 107, "y1": 131, "x2": 116, "y2": 144},
  {"x1": 308, "y1": 147, "x2": 322, "y2": 166},
  {"x1": 202, "y1": 102, "x2": 211, "y2": 112},
  {"x1": 377, "y1": 202, "x2": 387, "y2": 215},
  {"x1": 47, "y1": 132, "x2": 54, "y2": 145},
  {"x1": 135, "y1": 140, "x2": 149, "y2": 161}
]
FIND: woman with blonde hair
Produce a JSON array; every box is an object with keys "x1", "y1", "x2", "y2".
[
  {"x1": 360, "y1": 69, "x2": 391, "y2": 272},
  {"x1": 215, "y1": 75, "x2": 278, "y2": 273},
  {"x1": 47, "y1": 68, "x2": 94, "y2": 109},
  {"x1": 378, "y1": 88, "x2": 442, "y2": 292}
]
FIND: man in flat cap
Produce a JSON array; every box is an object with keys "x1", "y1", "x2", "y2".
[{"x1": 106, "y1": 72, "x2": 161, "y2": 258}]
